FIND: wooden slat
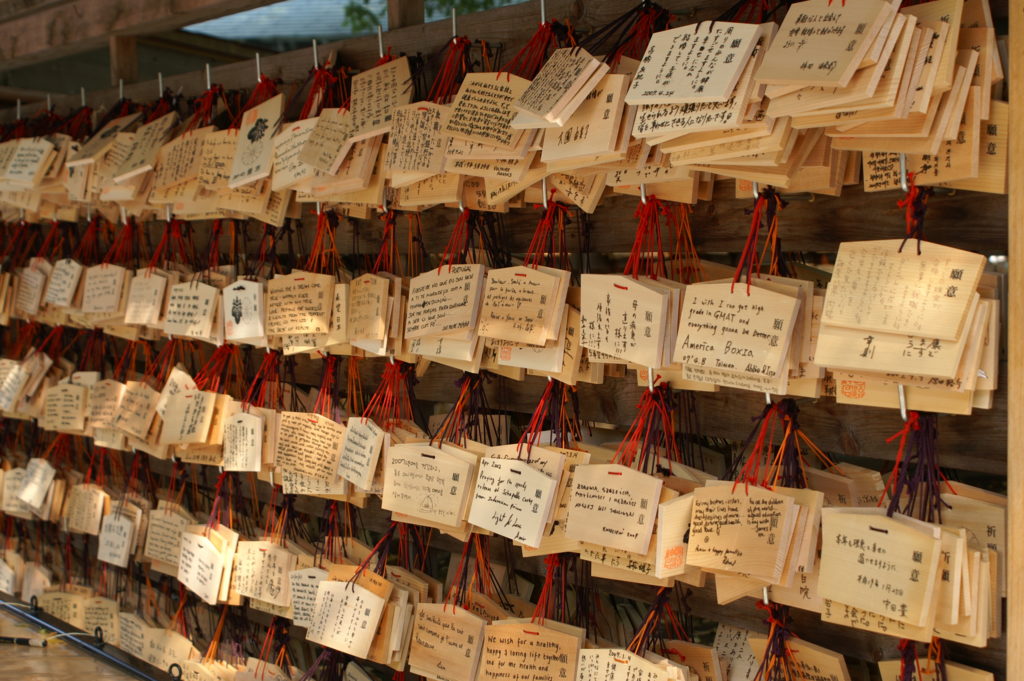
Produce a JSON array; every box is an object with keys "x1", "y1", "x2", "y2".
[
  {"x1": 0, "y1": 84, "x2": 48, "y2": 105},
  {"x1": 140, "y1": 29, "x2": 270, "y2": 62},
  {"x1": 1004, "y1": 0, "x2": 1022, "y2": 678},
  {"x1": 0, "y1": 0, "x2": 284, "y2": 71},
  {"x1": 386, "y1": 0, "x2": 423, "y2": 30},
  {"x1": 0, "y1": 0, "x2": 69, "y2": 22},
  {"x1": 0, "y1": 0, "x2": 716, "y2": 121},
  {"x1": 287, "y1": 357, "x2": 1008, "y2": 475},
  {"x1": 330, "y1": 184, "x2": 1010, "y2": 255},
  {"x1": 108, "y1": 35, "x2": 137, "y2": 87}
]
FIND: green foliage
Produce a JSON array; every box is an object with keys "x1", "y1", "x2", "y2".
[{"x1": 343, "y1": 2, "x2": 383, "y2": 33}]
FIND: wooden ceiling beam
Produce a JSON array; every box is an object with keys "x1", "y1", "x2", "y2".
[
  {"x1": 0, "y1": 0, "x2": 283, "y2": 71},
  {"x1": 0, "y1": 0, "x2": 731, "y2": 122}
]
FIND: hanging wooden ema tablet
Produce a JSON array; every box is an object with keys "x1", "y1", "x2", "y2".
[
  {"x1": 232, "y1": 540, "x2": 296, "y2": 607},
  {"x1": 408, "y1": 603, "x2": 486, "y2": 681},
  {"x1": 684, "y1": 483, "x2": 798, "y2": 584},
  {"x1": 404, "y1": 264, "x2": 485, "y2": 341},
  {"x1": 113, "y1": 111, "x2": 179, "y2": 184},
  {"x1": 229, "y1": 93, "x2": 284, "y2": 188},
  {"x1": 579, "y1": 274, "x2": 671, "y2": 368},
  {"x1": 270, "y1": 117, "x2": 319, "y2": 191},
  {"x1": 177, "y1": 527, "x2": 226, "y2": 606},
  {"x1": 299, "y1": 107, "x2": 354, "y2": 174},
  {"x1": 349, "y1": 56, "x2": 413, "y2": 141},
  {"x1": 815, "y1": 240, "x2": 986, "y2": 378},
  {"x1": 381, "y1": 443, "x2": 473, "y2": 530},
  {"x1": 151, "y1": 126, "x2": 211, "y2": 196},
  {"x1": 384, "y1": 102, "x2": 450, "y2": 182},
  {"x1": 674, "y1": 280, "x2": 801, "y2": 393},
  {"x1": 467, "y1": 456, "x2": 559, "y2": 548},
  {"x1": 755, "y1": 0, "x2": 897, "y2": 88},
  {"x1": 819, "y1": 507, "x2": 941, "y2": 627},
  {"x1": 627, "y1": 21, "x2": 773, "y2": 104},
  {"x1": 478, "y1": 619, "x2": 581, "y2": 681},
  {"x1": 265, "y1": 270, "x2": 335, "y2": 336},
  {"x1": 67, "y1": 113, "x2": 142, "y2": 168},
  {"x1": 163, "y1": 281, "x2": 219, "y2": 339},
  {"x1": 824, "y1": 240, "x2": 984, "y2": 338},
  {"x1": 444, "y1": 72, "x2": 532, "y2": 151},
  {"x1": 512, "y1": 47, "x2": 608, "y2": 127},
  {"x1": 307, "y1": 565, "x2": 393, "y2": 658},
  {"x1": 0, "y1": 138, "x2": 56, "y2": 189},
  {"x1": 274, "y1": 411, "x2": 346, "y2": 484},
  {"x1": 222, "y1": 410, "x2": 263, "y2": 472},
  {"x1": 747, "y1": 634, "x2": 852, "y2": 681},
  {"x1": 337, "y1": 417, "x2": 385, "y2": 490},
  {"x1": 564, "y1": 463, "x2": 662, "y2": 555}
]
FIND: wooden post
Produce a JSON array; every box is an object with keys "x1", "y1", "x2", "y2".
[
  {"x1": 387, "y1": 0, "x2": 424, "y2": 30},
  {"x1": 108, "y1": 35, "x2": 138, "y2": 87},
  {"x1": 1007, "y1": 0, "x2": 1022, "y2": 678}
]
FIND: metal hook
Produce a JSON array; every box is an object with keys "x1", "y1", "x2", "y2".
[
  {"x1": 762, "y1": 586, "x2": 770, "y2": 606},
  {"x1": 451, "y1": 8, "x2": 458, "y2": 43},
  {"x1": 120, "y1": 206, "x2": 127, "y2": 225},
  {"x1": 205, "y1": 63, "x2": 212, "y2": 90},
  {"x1": 540, "y1": 0, "x2": 546, "y2": 24},
  {"x1": 639, "y1": 183, "x2": 648, "y2": 205},
  {"x1": 312, "y1": 39, "x2": 319, "y2": 67},
  {"x1": 377, "y1": 25, "x2": 384, "y2": 59},
  {"x1": 316, "y1": 201, "x2": 322, "y2": 215},
  {"x1": 165, "y1": 205, "x2": 171, "y2": 221},
  {"x1": 255, "y1": 52, "x2": 262, "y2": 82},
  {"x1": 647, "y1": 368, "x2": 654, "y2": 392},
  {"x1": 458, "y1": 197, "x2": 465, "y2": 212},
  {"x1": 752, "y1": 181, "x2": 760, "y2": 199},
  {"x1": 765, "y1": 392, "x2": 772, "y2": 405},
  {"x1": 897, "y1": 384, "x2": 908, "y2": 422},
  {"x1": 541, "y1": 177, "x2": 549, "y2": 208},
  {"x1": 158, "y1": 72, "x2": 163, "y2": 96},
  {"x1": 898, "y1": 153, "x2": 909, "y2": 193}
]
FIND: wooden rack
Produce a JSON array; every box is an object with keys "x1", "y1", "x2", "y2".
[{"x1": 0, "y1": 0, "x2": 1017, "y2": 678}]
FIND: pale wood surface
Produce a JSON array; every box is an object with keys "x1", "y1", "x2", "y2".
[
  {"x1": 386, "y1": 0, "x2": 423, "y2": 30},
  {"x1": 0, "y1": 608, "x2": 137, "y2": 680},
  {"x1": 1004, "y1": 0, "x2": 1021, "y2": 679},
  {"x1": 108, "y1": 35, "x2": 138, "y2": 87},
  {"x1": 0, "y1": 0, "x2": 284, "y2": 71}
]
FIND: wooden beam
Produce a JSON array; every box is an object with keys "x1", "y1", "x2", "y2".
[
  {"x1": 328, "y1": 185, "x2": 1010, "y2": 256},
  {"x1": 1005, "y1": 0, "x2": 1022, "y2": 678},
  {"x1": 0, "y1": 0, "x2": 720, "y2": 121},
  {"x1": 0, "y1": 0, "x2": 70, "y2": 22},
  {"x1": 386, "y1": 0, "x2": 423, "y2": 30},
  {"x1": 0, "y1": 0, "x2": 284, "y2": 72},
  {"x1": 0, "y1": 84, "x2": 47, "y2": 105},
  {"x1": 140, "y1": 29, "x2": 271, "y2": 62},
  {"x1": 108, "y1": 35, "x2": 137, "y2": 87}
]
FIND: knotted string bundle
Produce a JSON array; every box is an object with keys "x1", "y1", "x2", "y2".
[
  {"x1": 897, "y1": 172, "x2": 933, "y2": 254},
  {"x1": 614, "y1": 383, "x2": 679, "y2": 474},
  {"x1": 732, "y1": 186, "x2": 787, "y2": 294}
]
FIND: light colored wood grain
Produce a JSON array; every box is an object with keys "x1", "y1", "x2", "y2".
[
  {"x1": 1005, "y1": 1, "x2": 1023, "y2": 679},
  {"x1": 0, "y1": 0, "x2": 285, "y2": 71},
  {"x1": 0, "y1": 608, "x2": 137, "y2": 679}
]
